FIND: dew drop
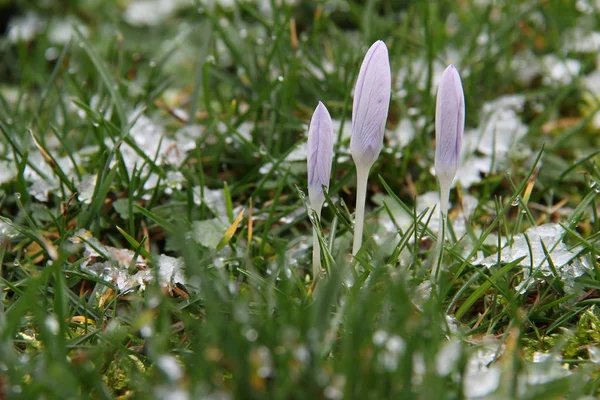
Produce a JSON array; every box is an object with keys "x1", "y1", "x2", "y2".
[{"x1": 511, "y1": 196, "x2": 520, "y2": 207}]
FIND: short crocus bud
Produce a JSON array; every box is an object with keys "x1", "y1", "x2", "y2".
[
  {"x1": 434, "y1": 64, "x2": 465, "y2": 215},
  {"x1": 350, "y1": 40, "x2": 391, "y2": 256},
  {"x1": 307, "y1": 101, "x2": 334, "y2": 277}
]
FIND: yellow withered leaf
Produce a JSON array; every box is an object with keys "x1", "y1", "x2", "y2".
[{"x1": 217, "y1": 209, "x2": 245, "y2": 251}]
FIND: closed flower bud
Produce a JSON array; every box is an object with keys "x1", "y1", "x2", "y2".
[
  {"x1": 307, "y1": 101, "x2": 334, "y2": 208},
  {"x1": 307, "y1": 101, "x2": 334, "y2": 278},
  {"x1": 432, "y1": 64, "x2": 465, "y2": 280},
  {"x1": 434, "y1": 64, "x2": 465, "y2": 206},
  {"x1": 350, "y1": 40, "x2": 392, "y2": 169},
  {"x1": 350, "y1": 40, "x2": 391, "y2": 256}
]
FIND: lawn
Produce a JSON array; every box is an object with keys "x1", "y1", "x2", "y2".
[{"x1": 1, "y1": 0, "x2": 600, "y2": 399}]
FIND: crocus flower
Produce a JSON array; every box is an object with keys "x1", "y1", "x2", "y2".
[
  {"x1": 432, "y1": 64, "x2": 465, "y2": 280},
  {"x1": 350, "y1": 40, "x2": 391, "y2": 255},
  {"x1": 434, "y1": 64, "x2": 465, "y2": 216},
  {"x1": 307, "y1": 101, "x2": 334, "y2": 277}
]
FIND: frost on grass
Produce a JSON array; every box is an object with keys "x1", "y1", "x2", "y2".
[
  {"x1": 72, "y1": 230, "x2": 186, "y2": 292},
  {"x1": 479, "y1": 223, "x2": 591, "y2": 294}
]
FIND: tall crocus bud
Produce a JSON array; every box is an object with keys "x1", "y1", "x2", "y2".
[
  {"x1": 432, "y1": 64, "x2": 465, "y2": 281},
  {"x1": 434, "y1": 64, "x2": 465, "y2": 216},
  {"x1": 307, "y1": 101, "x2": 334, "y2": 278},
  {"x1": 350, "y1": 40, "x2": 391, "y2": 256}
]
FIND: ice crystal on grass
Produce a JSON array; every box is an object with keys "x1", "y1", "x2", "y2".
[{"x1": 480, "y1": 223, "x2": 591, "y2": 294}]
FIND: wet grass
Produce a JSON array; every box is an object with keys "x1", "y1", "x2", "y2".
[{"x1": 1, "y1": 0, "x2": 600, "y2": 398}]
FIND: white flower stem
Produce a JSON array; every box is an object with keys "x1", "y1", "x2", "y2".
[
  {"x1": 352, "y1": 166, "x2": 370, "y2": 256},
  {"x1": 432, "y1": 179, "x2": 451, "y2": 281},
  {"x1": 432, "y1": 210, "x2": 447, "y2": 282},
  {"x1": 311, "y1": 202, "x2": 323, "y2": 278}
]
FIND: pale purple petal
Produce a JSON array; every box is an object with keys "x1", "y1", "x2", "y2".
[
  {"x1": 307, "y1": 101, "x2": 334, "y2": 206},
  {"x1": 350, "y1": 40, "x2": 392, "y2": 168},
  {"x1": 434, "y1": 64, "x2": 465, "y2": 185}
]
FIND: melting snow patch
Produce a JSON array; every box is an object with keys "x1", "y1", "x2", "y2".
[
  {"x1": 157, "y1": 355, "x2": 183, "y2": 381},
  {"x1": 77, "y1": 175, "x2": 98, "y2": 204},
  {"x1": 479, "y1": 223, "x2": 590, "y2": 294},
  {"x1": 48, "y1": 18, "x2": 89, "y2": 44},
  {"x1": 374, "y1": 191, "x2": 478, "y2": 246},
  {"x1": 7, "y1": 12, "x2": 44, "y2": 43},
  {"x1": 562, "y1": 28, "x2": 600, "y2": 54},
  {"x1": 72, "y1": 230, "x2": 187, "y2": 292},
  {"x1": 456, "y1": 95, "x2": 529, "y2": 188},
  {"x1": 436, "y1": 338, "x2": 462, "y2": 376},
  {"x1": 510, "y1": 50, "x2": 542, "y2": 85},
  {"x1": 541, "y1": 55, "x2": 581, "y2": 87},
  {"x1": 192, "y1": 187, "x2": 231, "y2": 221},
  {"x1": 397, "y1": 49, "x2": 466, "y2": 95},
  {"x1": 520, "y1": 352, "x2": 570, "y2": 390},
  {"x1": 124, "y1": 0, "x2": 191, "y2": 26},
  {"x1": 463, "y1": 338, "x2": 503, "y2": 399},
  {"x1": 582, "y1": 68, "x2": 600, "y2": 97},
  {"x1": 388, "y1": 117, "x2": 424, "y2": 149}
]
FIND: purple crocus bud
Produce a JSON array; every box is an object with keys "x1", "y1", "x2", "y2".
[
  {"x1": 434, "y1": 64, "x2": 465, "y2": 215},
  {"x1": 307, "y1": 101, "x2": 334, "y2": 278},
  {"x1": 307, "y1": 101, "x2": 334, "y2": 208},
  {"x1": 350, "y1": 40, "x2": 392, "y2": 169}
]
